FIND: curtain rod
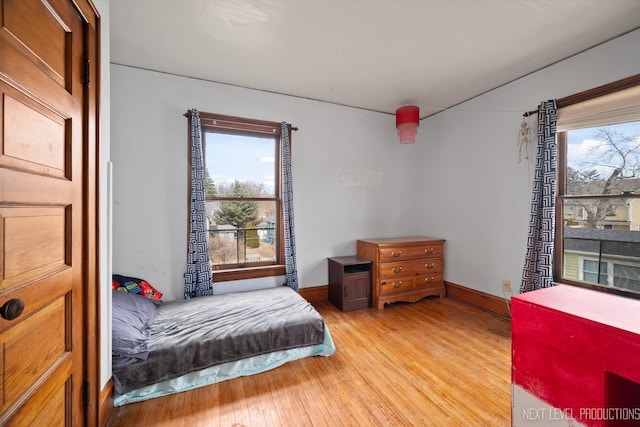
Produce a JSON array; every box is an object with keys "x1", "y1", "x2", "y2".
[
  {"x1": 182, "y1": 112, "x2": 298, "y2": 131},
  {"x1": 521, "y1": 74, "x2": 640, "y2": 118}
]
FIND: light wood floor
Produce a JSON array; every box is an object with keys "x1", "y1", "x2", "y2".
[{"x1": 110, "y1": 297, "x2": 512, "y2": 426}]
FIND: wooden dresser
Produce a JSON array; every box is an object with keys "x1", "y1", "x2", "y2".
[{"x1": 357, "y1": 237, "x2": 445, "y2": 310}]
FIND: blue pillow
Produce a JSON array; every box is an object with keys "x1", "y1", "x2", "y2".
[{"x1": 112, "y1": 290, "x2": 160, "y2": 367}]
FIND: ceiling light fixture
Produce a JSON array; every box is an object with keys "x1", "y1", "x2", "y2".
[{"x1": 395, "y1": 105, "x2": 420, "y2": 144}]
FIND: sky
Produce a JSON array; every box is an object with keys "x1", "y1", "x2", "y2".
[
  {"x1": 205, "y1": 132, "x2": 276, "y2": 195},
  {"x1": 566, "y1": 120, "x2": 640, "y2": 178}
]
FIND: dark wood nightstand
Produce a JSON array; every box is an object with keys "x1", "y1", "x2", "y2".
[{"x1": 328, "y1": 256, "x2": 372, "y2": 312}]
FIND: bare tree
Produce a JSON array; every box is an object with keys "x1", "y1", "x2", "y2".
[
  {"x1": 209, "y1": 232, "x2": 237, "y2": 266},
  {"x1": 571, "y1": 128, "x2": 640, "y2": 228},
  {"x1": 586, "y1": 128, "x2": 640, "y2": 179}
]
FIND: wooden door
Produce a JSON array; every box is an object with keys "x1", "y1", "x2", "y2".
[{"x1": 0, "y1": 0, "x2": 97, "y2": 424}]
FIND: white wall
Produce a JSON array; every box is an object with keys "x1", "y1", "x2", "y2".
[
  {"x1": 110, "y1": 66, "x2": 421, "y2": 301},
  {"x1": 419, "y1": 29, "x2": 640, "y2": 298}
]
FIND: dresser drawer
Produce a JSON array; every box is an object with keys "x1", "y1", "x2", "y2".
[
  {"x1": 378, "y1": 259, "x2": 443, "y2": 279},
  {"x1": 379, "y1": 244, "x2": 443, "y2": 262},
  {"x1": 423, "y1": 258, "x2": 443, "y2": 274},
  {"x1": 378, "y1": 278, "x2": 414, "y2": 296},
  {"x1": 415, "y1": 273, "x2": 444, "y2": 289}
]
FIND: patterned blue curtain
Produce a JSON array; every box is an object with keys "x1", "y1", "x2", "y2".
[
  {"x1": 184, "y1": 109, "x2": 214, "y2": 299},
  {"x1": 521, "y1": 100, "x2": 558, "y2": 293},
  {"x1": 282, "y1": 122, "x2": 299, "y2": 291}
]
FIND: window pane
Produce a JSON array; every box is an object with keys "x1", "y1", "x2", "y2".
[
  {"x1": 562, "y1": 197, "x2": 634, "y2": 229},
  {"x1": 582, "y1": 259, "x2": 608, "y2": 285},
  {"x1": 613, "y1": 263, "x2": 640, "y2": 291},
  {"x1": 563, "y1": 223, "x2": 640, "y2": 289},
  {"x1": 207, "y1": 201, "x2": 277, "y2": 268},
  {"x1": 566, "y1": 121, "x2": 640, "y2": 196},
  {"x1": 205, "y1": 132, "x2": 276, "y2": 198}
]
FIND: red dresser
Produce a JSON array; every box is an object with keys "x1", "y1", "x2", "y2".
[{"x1": 512, "y1": 285, "x2": 640, "y2": 426}]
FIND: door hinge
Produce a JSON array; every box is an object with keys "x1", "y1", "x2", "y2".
[
  {"x1": 83, "y1": 59, "x2": 90, "y2": 87},
  {"x1": 83, "y1": 379, "x2": 90, "y2": 407}
]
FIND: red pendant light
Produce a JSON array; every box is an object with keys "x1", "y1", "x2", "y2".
[{"x1": 395, "y1": 105, "x2": 420, "y2": 144}]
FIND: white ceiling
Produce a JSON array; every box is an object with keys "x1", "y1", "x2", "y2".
[{"x1": 109, "y1": 0, "x2": 640, "y2": 118}]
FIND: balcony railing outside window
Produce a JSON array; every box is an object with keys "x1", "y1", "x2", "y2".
[
  {"x1": 563, "y1": 226, "x2": 640, "y2": 292},
  {"x1": 209, "y1": 226, "x2": 276, "y2": 269}
]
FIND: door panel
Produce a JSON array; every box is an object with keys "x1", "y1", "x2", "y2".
[
  {"x1": 3, "y1": 297, "x2": 68, "y2": 409},
  {"x1": 1, "y1": 207, "x2": 70, "y2": 289},
  {"x1": 1, "y1": 0, "x2": 72, "y2": 88},
  {"x1": 8, "y1": 361, "x2": 71, "y2": 427},
  {"x1": 0, "y1": 0, "x2": 88, "y2": 424},
  {"x1": 2, "y1": 92, "x2": 69, "y2": 178}
]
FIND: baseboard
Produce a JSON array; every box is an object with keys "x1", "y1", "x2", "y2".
[
  {"x1": 445, "y1": 281, "x2": 511, "y2": 319},
  {"x1": 299, "y1": 285, "x2": 328, "y2": 303},
  {"x1": 298, "y1": 282, "x2": 510, "y2": 318},
  {"x1": 99, "y1": 378, "x2": 114, "y2": 427}
]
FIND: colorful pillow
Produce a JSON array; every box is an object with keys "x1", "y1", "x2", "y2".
[{"x1": 112, "y1": 274, "x2": 163, "y2": 301}]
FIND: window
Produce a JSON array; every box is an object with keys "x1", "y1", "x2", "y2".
[
  {"x1": 578, "y1": 258, "x2": 640, "y2": 291},
  {"x1": 613, "y1": 263, "x2": 640, "y2": 290},
  {"x1": 555, "y1": 75, "x2": 640, "y2": 297},
  {"x1": 194, "y1": 112, "x2": 290, "y2": 282},
  {"x1": 580, "y1": 258, "x2": 609, "y2": 285}
]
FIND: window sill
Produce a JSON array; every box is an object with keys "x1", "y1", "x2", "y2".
[
  {"x1": 554, "y1": 279, "x2": 640, "y2": 300},
  {"x1": 212, "y1": 265, "x2": 286, "y2": 282}
]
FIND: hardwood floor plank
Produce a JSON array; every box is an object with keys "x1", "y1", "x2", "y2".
[{"x1": 110, "y1": 297, "x2": 511, "y2": 426}]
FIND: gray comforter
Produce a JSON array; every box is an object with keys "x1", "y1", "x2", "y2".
[{"x1": 113, "y1": 286, "x2": 325, "y2": 394}]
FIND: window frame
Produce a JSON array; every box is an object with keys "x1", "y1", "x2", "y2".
[
  {"x1": 192, "y1": 112, "x2": 291, "y2": 282},
  {"x1": 553, "y1": 74, "x2": 640, "y2": 298}
]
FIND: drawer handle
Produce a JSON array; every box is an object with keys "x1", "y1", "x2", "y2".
[
  {"x1": 393, "y1": 267, "x2": 403, "y2": 274},
  {"x1": 425, "y1": 263, "x2": 435, "y2": 269},
  {"x1": 424, "y1": 276, "x2": 436, "y2": 282},
  {"x1": 393, "y1": 281, "x2": 403, "y2": 288},
  {"x1": 424, "y1": 247, "x2": 435, "y2": 254},
  {"x1": 344, "y1": 287, "x2": 348, "y2": 298},
  {"x1": 391, "y1": 251, "x2": 402, "y2": 257}
]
